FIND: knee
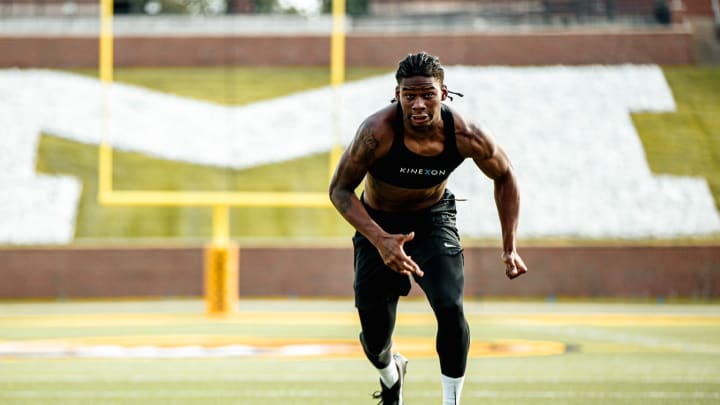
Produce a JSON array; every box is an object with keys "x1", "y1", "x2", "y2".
[
  {"x1": 436, "y1": 304, "x2": 468, "y2": 331},
  {"x1": 360, "y1": 331, "x2": 391, "y2": 355},
  {"x1": 360, "y1": 332, "x2": 393, "y2": 369}
]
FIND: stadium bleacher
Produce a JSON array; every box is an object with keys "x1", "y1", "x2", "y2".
[{"x1": 0, "y1": 66, "x2": 718, "y2": 244}]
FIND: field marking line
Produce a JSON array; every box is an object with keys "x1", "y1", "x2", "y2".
[
  {"x1": 539, "y1": 324, "x2": 720, "y2": 353},
  {"x1": 0, "y1": 336, "x2": 566, "y2": 359},
  {"x1": 1, "y1": 375, "x2": 718, "y2": 384},
  {"x1": 1, "y1": 390, "x2": 719, "y2": 400},
  {"x1": 2, "y1": 311, "x2": 719, "y2": 327}
]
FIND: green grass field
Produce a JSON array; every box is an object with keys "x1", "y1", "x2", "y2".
[
  {"x1": 69, "y1": 66, "x2": 393, "y2": 106},
  {"x1": 0, "y1": 299, "x2": 719, "y2": 404},
  {"x1": 633, "y1": 66, "x2": 720, "y2": 212}
]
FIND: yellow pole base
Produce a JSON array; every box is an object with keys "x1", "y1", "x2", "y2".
[{"x1": 204, "y1": 242, "x2": 239, "y2": 316}]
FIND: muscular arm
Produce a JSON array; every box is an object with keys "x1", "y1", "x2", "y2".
[
  {"x1": 460, "y1": 120, "x2": 528, "y2": 280},
  {"x1": 476, "y1": 143, "x2": 520, "y2": 254},
  {"x1": 329, "y1": 118, "x2": 423, "y2": 277},
  {"x1": 329, "y1": 121, "x2": 384, "y2": 241}
]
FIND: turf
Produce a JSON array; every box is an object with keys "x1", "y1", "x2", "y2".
[
  {"x1": 36, "y1": 135, "x2": 351, "y2": 239},
  {"x1": 633, "y1": 66, "x2": 720, "y2": 211},
  {"x1": 69, "y1": 66, "x2": 393, "y2": 106},
  {"x1": 0, "y1": 299, "x2": 718, "y2": 404}
]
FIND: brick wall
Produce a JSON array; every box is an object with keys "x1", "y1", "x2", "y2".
[
  {"x1": 1, "y1": 245, "x2": 718, "y2": 299},
  {"x1": 0, "y1": 247, "x2": 202, "y2": 299},
  {"x1": 682, "y1": 0, "x2": 715, "y2": 15},
  {"x1": 0, "y1": 27, "x2": 694, "y2": 68}
]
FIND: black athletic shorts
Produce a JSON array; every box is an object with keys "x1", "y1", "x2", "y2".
[{"x1": 353, "y1": 189, "x2": 464, "y2": 309}]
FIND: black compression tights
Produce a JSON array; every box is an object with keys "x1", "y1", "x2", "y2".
[{"x1": 358, "y1": 254, "x2": 470, "y2": 378}]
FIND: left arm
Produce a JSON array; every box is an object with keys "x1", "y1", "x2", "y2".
[{"x1": 461, "y1": 121, "x2": 528, "y2": 280}]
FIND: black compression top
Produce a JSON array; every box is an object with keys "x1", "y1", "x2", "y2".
[{"x1": 368, "y1": 103, "x2": 465, "y2": 189}]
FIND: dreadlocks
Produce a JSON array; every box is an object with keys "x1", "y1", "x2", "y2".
[{"x1": 395, "y1": 52, "x2": 444, "y2": 84}]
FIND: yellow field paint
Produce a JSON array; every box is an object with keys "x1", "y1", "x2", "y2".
[
  {"x1": 472, "y1": 313, "x2": 720, "y2": 327},
  {"x1": 3, "y1": 311, "x2": 718, "y2": 328},
  {"x1": 397, "y1": 312, "x2": 720, "y2": 327},
  {"x1": 0, "y1": 312, "x2": 359, "y2": 327},
  {"x1": 0, "y1": 335, "x2": 565, "y2": 359},
  {"x1": 388, "y1": 336, "x2": 566, "y2": 359}
]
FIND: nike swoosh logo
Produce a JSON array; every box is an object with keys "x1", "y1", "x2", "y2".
[{"x1": 443, "y1": 242, "x2": 457, "y2": 248}]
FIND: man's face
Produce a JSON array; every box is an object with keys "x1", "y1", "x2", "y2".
[{"x1": 395, "y1": 76, "x2": 448, "y2": 131}]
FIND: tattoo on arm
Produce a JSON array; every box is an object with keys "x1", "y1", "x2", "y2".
[
  {"x1": 358, "y1": 126, "x2": 378, "y2": 164},
  {"x1": 337, "y1": 191, "x2": 352, "y2": 214},
  {"x1": 332, "y1": 122, "x2": 378, "y2": 216}
]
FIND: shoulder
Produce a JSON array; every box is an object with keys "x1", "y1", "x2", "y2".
[
  {"x1": 359, "y1": 103, "x2": 396, "y2": 138},
  {"x1": 348, "y1": 103, "x2": 397, "y2": 162},
  {"x1": 444, "y1": 104, "x2": 497, "y2": 161},
  {"x1": 353, "y1": 104, "x2": 396, "y2": 147}
]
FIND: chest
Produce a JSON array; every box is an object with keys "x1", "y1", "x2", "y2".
[{"x1": 403, "y1": 135, "x2": 446, "y2": 157}]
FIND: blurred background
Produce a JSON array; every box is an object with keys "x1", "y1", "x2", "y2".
[
  {"x1": 0, "y1": 0, "x2": 718, "y2": 301},
  {"x1": 0, "y1": 0, "x2": 709, "y2": 23},
  {"x1": 1, "y1": 2, "x2": 720, "y2": 405}
]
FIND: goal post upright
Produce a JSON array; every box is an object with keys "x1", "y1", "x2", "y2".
[
  {"x1": 329, "y1": 0, "x2": 346, "y2": 180},
  {"x1": 97, "y1": 0, "x2": 347, "y2": 316},
  {"x1": 99, "y1": 0, "x2": 113, "y2": 85},
  {"x1": 205, "y1": 205, "x2": 238, "y2": 316},
  {"x1": 98, "y1": 0, "x2": 113, "y2": 201}
]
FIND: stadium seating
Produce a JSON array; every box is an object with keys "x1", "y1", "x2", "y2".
[{"x1": 0, "y1": 66, "x2": 718, "y2": 244}]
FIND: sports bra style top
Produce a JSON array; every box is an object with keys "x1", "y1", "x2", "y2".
[{"x1": 368, "y1": 103, "x2": 465, "y2": 189}]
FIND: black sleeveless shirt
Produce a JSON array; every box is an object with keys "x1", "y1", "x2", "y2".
[{"x1": 368, "y1": 104, "x2": 465, "y2": 189}]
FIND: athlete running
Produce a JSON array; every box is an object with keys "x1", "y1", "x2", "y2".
[{"x1": 329, "y1": 51, "x2": 528, "y2": 405}]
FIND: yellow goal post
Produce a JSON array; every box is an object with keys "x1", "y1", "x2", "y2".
[{"x1": 98, "y1": 0, "x2": 347, "y2": 315}]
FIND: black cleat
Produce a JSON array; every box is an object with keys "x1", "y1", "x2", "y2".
[{"x1": 372, "y1": 353, "x2": 408, "y2": 404}]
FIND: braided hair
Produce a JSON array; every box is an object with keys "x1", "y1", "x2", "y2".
[
  {"x1": 394, "y1": 52, "x2": 463, "y2": 102},
  {"x1": 395, "y1": 52, "x2": 444, "y2": 84}
]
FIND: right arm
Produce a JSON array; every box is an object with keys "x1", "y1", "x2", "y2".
[
  {"x1": 453, "y1": 110, "x2": 527, "y2": 280},
  {"x1": 328, "y1": 119, "x2": 423, "y2": 277}
]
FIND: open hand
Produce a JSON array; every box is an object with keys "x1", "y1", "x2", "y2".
[{"x1": 378, "y1": 232, "x2": 424, "y2": 277}]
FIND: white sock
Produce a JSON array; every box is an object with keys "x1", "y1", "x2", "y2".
[
  {"x1": 378, "y1": 358, "x2": 399, "y2": 388},
  {"x1": 441, "y1": 374, "x2": 465, "y2": 405}
]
